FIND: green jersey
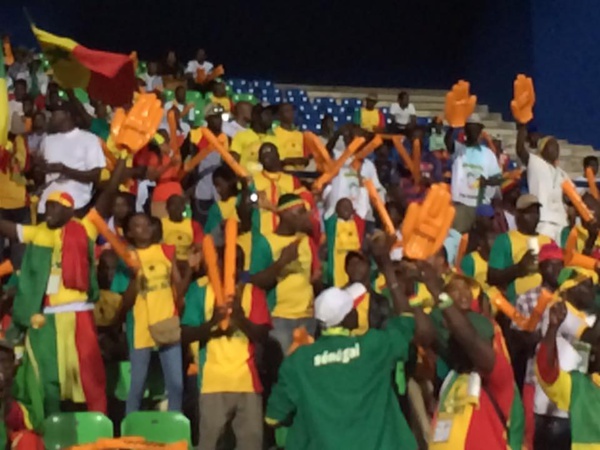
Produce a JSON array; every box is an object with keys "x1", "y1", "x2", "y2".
[{"x1": 266, "y1": 316, "x2": 417, "y2": 450}]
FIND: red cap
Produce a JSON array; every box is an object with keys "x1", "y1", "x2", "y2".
[{"x1": 538, "y1": 242, "x2": 563, "y2": 262}]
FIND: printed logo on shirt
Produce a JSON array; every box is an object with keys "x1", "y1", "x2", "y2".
[{"x1": 313, "y1": 343, "x2": 360, "y2": 367}]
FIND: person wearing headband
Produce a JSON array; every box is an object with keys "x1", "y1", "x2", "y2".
[{"x1": 0, "y1": 157, "x2": 127, "y2": 416}]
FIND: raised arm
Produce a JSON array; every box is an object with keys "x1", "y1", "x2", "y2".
[
  {"x1": 516, "y1": 123, "x2": 529, "y2": 166},
  {"x1": 444, "y1": 127, "x2": 455, "y2": 155},
  {"x1": 93, "y1": 156, "x2": 127, "y2": 218}
]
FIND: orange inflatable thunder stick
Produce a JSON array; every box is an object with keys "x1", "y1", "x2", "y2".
[
  {"x1": 351, "y1": 135, "x2": 384, "y2": 171},
  {"x1": 87, "y1": 209, "x2": 139, "y2": 270},
  {"x1": 563, "y1": 179, "x2": 594, "y2": 223},
  {"x1": 304, "y1": 132, "x2": 333, "y2": 173},
  {"x1": 444, "y1": 80, "x2": 477, "y2": 128},
  {"x1": 390, "y1": 135, "x2": 414, "y2": 175},
  {"x1": 223, "y1": 218, "x2": 238, "y2": 299},
  {"x1": 313, "y1": 137, "x2": 366, "y2": 192},
  {"x1": 401, "y1": 184, "x2": 455, "y2": 260},
  {"x1": 586, "y1": 167, "x2": 600, "y2": 200},
  {"x1": 411, "y1": 139, "x2": 421, "y2": 185},
  {"x1": 110, "y1": 93, "x2": 164, "y2": 153},
  {"x1": 364, "y1": 179, "x2": 395, "y2": 236},
  {"x1": 488, "y1": 288, "x2": 528, "y2": 329},
  {"x1": 0, "y1": 260, "x2": 13, "y2": 278},
  {"x1": 197, "y1": 127, "x2": 249, "y2": 179},
  {"x1": 202, "y1": 234, "x2": 229, "y2": 330},
  {"x1": 511, "y1": 74, "x2": 535, "y2": 124}
]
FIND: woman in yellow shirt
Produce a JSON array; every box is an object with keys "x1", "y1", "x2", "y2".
[{"x1": 121, "y1": 212, "x2": 191, "y2": 413}]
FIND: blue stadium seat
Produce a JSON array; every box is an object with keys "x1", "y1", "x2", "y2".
[
  {"x1": 345, "y1": 114, "x2": 354, "y2": 123},
  {"x1": 313, "y1": 97, "x2": 338, "y2": 108},
  {"x1": 416, "y1": 117, "x2": 431, "y2": 126},
  {"x1": 285, "y1": 88, "x2": 308, "y2": 99},
  {"x1": 252, "y1": 80, "x2": 273, "y2": 89},
  {"x1": 342, "y1": 98, "x2": 362, "y2": 108}
]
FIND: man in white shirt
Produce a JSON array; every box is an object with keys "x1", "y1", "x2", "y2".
[
  {"x1": 222, "y1": 101, "x2": 252, "y2": 138},
  {"x1": 449, "y1": 114, "x2": 502, "y2": 233},
  {"x1": 184, "y1": 48, "x2": 214, "y2": 79},
  {"x1": 38, "y1": 107, "x2": 106, "y2": 215},
  {"x1": 389, "y1": 91, "x2": 416, "y2": 131},
  {"x1": 141, "y1": 61, "x2": 163, "y2": 92},
  {"x1": 322, "y1": 132, "x2": 385, "y2": 227},
  {"x1": 516, "y1": 123, "x2": 567, "y2": 242}
]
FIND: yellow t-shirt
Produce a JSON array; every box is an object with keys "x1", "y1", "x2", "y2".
[
  {"x1": 251, "y1": 233, "x2": 315, "y2": 318},
  {"x1": 20, "y1": 218, "x2": 98, "y2": 306},
  {"x1": 132, "y1": 244, "x2": 176, "y2": 349},
  {"x1": 252, "y1": 170, "x2": 301, "y2": 235},
  {"x1": 360, "y1": 108, "x2": 381, "y2": 132},
  {"x1": 161, "y1": 217, "x2": 201, "y2": 261},
  {"x1": 230, "y1": 128, "x2": 279, "y2": 172},
  {"x1": 0, "y1": 136, "x2": 28, "y2": 209},
  {"x1": 273, "y1": 126, "x2": 305, "y2": 166}
]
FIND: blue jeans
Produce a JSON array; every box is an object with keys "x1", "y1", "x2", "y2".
[
  {"x1": 126, "y1": 344, "x2": 184, "y2": 414},
  {"x1": 270, "y1": 317, "x2": 316, "y2": 355}
]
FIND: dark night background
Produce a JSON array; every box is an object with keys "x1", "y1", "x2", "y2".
[{"x1": 3, "y1": 0, "x2": 600, "y2": 149}]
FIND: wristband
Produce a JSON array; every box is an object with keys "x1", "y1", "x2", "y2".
[{"x1": 438, "y1": 292, "x2": 454, "y2": 310}]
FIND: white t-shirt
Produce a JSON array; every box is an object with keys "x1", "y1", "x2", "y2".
[
  {"x1": 222, "y1": 120, "x2": 247, "y2": 139},
  {"x1": 527, "y1": 153, "x2": 568, "y2": 226},
  {"x1": 184, "y1": 60, "x2": 214, "y2": 76},
  {"x1": 142, "y1": 74, "x2": 163, "y2": 92},
  {"x1": 532, "y1": 305, "x2": 596, "y2": 417},
  {"x1": 389, "y1": 103, "x2": 416, "y2": 126},
  {"x1": 38, "y1": 128, "x2": 106, "y2": 213},
  {"x1": 322, "y1": 147, "x2": 385, "y2": 221},
  {"x1": 451, "y1": 143, "x2": 501, "y2": 207}
]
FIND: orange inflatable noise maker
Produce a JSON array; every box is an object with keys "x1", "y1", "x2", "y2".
[
  {"x1": 562, "y1": 179, "x2": 594, "y2": 222},
  {"x1": 363, "y1": 179, "x2": 395, "y2": 236},
  {"x1": 489, "y1": 287, "x2": 555, "y2": 331},
  {"x1": 202, "y1": 219, "x2": 239, "y2": 330},
  {"x1": 110, "y1": 93, "x2": 164, "y2": 153},
  {"x1": 313, "y1": 137, "x2": 366, "y2": 192},
  {"x1": 586, "y1": 167, "x2": 599, "y2": 200},
  {"x1": 87, "y1": 209, "x2": 139, "y2": 271},
  {"x1": 304, "y1": 132, "x2": 333, "y2": 173},
  {"x1": 401, "y1": 184, "x2": 455, "y2": 260}
]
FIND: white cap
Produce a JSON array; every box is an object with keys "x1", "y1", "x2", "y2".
[{"x1": 314, "y1": 287, "x2": 355, "y2": 328}]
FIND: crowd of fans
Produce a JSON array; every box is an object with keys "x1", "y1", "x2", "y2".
[{"x1": 1, "y1": 43, "x2": 600, "y2": 450}]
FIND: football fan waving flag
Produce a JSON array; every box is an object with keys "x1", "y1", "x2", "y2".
[{"x1": 31, "y1": 25, "x2": 136, "y2": 106}]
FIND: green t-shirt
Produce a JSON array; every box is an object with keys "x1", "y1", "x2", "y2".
[{"x1": 266, "y1": 316, "x2": 418, "y2": 450}]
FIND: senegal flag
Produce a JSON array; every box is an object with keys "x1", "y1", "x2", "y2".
[
  {"x1": 0, "y1": 46, "x2": 9, "y2": 149},
  {"x1": 31, "y1": 26, "x2": 136, "y2": 106}
]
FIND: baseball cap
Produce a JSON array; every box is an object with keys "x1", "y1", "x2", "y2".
[
  {"x1": 516, "y1": 194, "x2": 542, "y2": 210},
  {"x1": 475, "y1": 204, "x2": 495, "y2": 218},
  {"x1": 46, "y1": 191, "x2": 75, "y2": 209},
  {"x1": 466, "y1": 113, "x2": 484, "y2": 126},
  {"x1": 204, "y1": 102, "x2": 225, "y2": 118},
  {"x1": 314, "y1": 287, "x2": 355, "y2": 328},
  {"x1": 366, "y1": 92, "x2": 378, "y2": 101}
]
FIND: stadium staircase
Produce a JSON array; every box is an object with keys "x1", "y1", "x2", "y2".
[{"x1": 272, "y1": 82, "x2": 595, "y2": 178}]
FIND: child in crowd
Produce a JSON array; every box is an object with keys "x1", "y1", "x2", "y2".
[{"x1": 324, "y1": 198, "x2": 365, "y2": 287}]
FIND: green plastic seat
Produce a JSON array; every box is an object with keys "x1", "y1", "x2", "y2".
[
  {"x1": 232, "y1": 92, "x2": 258, "y2": 105},
  {"x1": 43, "y1": 412, "x2": 113, "y2": 449},
  {"x1": 163, "y1": 89, "x2": 175, "y2": 103},
  {"x1": 136, "y1": 61, "x2": 148, "y2": 77},
  {"x1": 121, "y1": 411, "x2": 192, "y2": 448}
]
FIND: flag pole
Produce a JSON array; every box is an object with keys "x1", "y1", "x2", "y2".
[{"x1": 23, "y1": 7, "x2": 36, "y2": 28}]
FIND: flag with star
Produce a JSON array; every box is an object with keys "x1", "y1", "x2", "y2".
[{"x1": 31, "y1": 25, "x2": 136, "y2": 106}]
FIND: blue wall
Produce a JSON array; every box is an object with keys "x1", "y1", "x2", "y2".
[
  {"x1": 530, "y1": 0, "x2": 600, "y2": 148},
  {"x1": 3, "y1": 1, "x2": 599, "y2": 149}
]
